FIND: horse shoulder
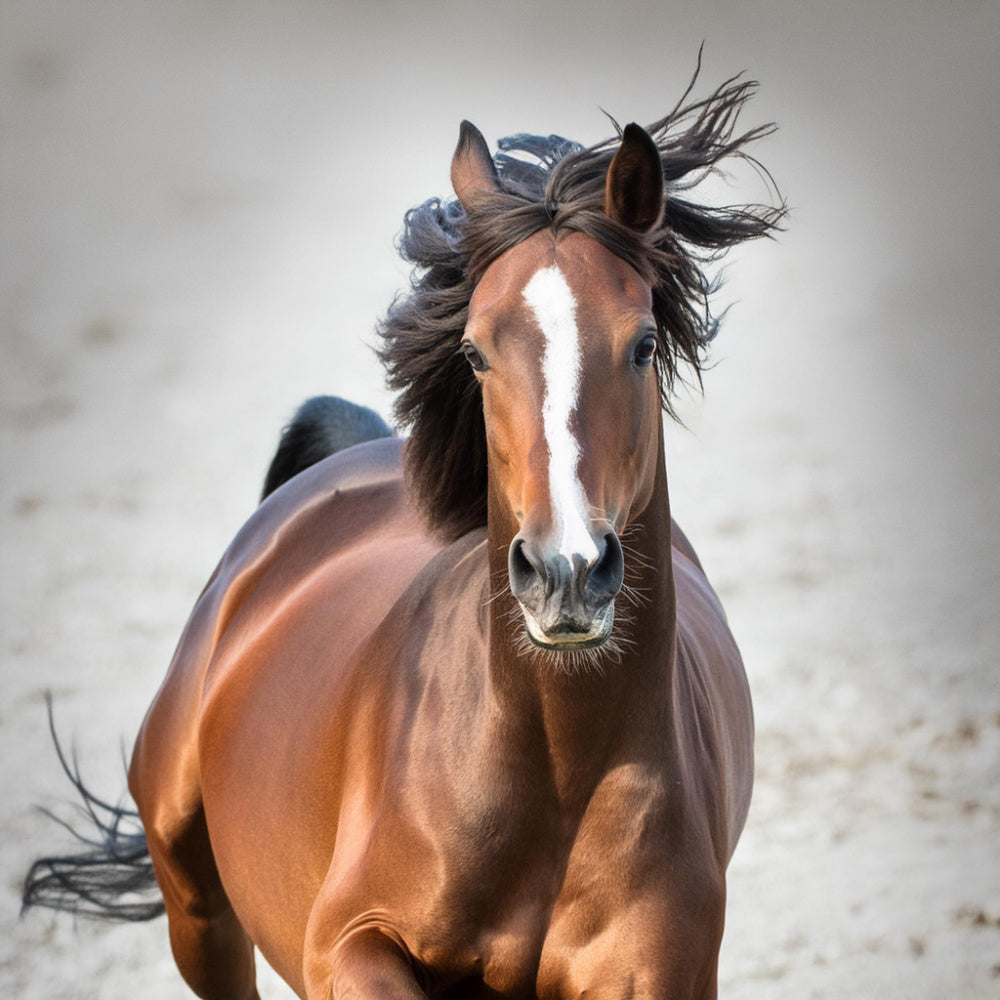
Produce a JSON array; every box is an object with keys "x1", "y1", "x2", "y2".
[
  {"x1": 301, "y1": 532, "x2": 498, "y2": 993},
  {"x1": 671, "y1": 541, "x2": 754, "y2": 858}
]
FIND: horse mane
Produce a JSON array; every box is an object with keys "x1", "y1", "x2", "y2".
[{"x1": 377, "y1": 67, "x2": 786, "y2": 541}]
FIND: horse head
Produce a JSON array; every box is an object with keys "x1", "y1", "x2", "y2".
[{"x1": 452, "y1": 122, "x2": 666, "y2": 653}]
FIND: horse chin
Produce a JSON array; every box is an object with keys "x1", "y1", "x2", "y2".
[{"x1": 520, "y1": 602, "x2": 615, "y2": 652}]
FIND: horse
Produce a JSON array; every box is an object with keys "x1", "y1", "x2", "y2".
[{"x1": 23, "y1": 72, "x2": 783, "y2": 999}]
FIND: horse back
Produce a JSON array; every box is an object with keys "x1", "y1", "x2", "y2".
[{"x1": 198, "y1": 438, "x2": 435, "y2": 697}]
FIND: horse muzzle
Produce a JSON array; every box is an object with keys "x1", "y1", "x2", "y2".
[{"x1": 507, "y1": 530, "x2": 624, "y2": 650}]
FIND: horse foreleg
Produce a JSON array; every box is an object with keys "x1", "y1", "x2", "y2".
[{"x1": 305, "y1": 924, "x2": 428, "y2": 1000}]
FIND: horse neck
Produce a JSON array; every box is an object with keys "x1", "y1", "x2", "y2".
[{"x1": 483, "y1": 432, "x2": 677, "y2": 806}]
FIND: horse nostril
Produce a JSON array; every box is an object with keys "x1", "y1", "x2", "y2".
[
  {"x1": 508, "y1": 535, "x2": 543, "y2": 603},
  {"x1": 588, "y1": 531, "x2": 624, "y2": 602}
]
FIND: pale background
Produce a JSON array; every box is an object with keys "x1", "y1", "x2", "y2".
[{"x1": 2, "y1": 1, "x2": 997, "y2": 997}]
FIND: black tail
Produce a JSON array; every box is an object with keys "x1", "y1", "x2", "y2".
[
  {"x1": 21, "y1": 697, "x2": 164, "y2": 922},
  {"x1": 261, "y1": 395, "x2": 393, "y2": 501}
]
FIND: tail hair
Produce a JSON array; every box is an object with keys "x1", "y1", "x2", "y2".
[
  {"x1": 261, "y1": 395, "x2": 393, "y2": 501},
  {"x1": 21, "y1": 696, "x2": 164, "y2": 922}
]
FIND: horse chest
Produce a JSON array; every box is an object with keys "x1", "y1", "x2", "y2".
[{"x1": 383, "y1": 762, "x2": 724, "y2": 998}]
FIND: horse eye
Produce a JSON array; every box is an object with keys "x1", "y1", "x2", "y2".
[
  {"x1": 460, "y1": 341, "x2": 489, "y2": 372},
  {"x1": 633, "y1": 334, "x2": 657, "y2": 367}
]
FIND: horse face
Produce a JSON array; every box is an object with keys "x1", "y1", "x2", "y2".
[
  {"x1": 453, "y1": 120, "x2": 665, "y2": 653},
  {"x1": 463, "y1": 230, "x2": 662, "y2": 651}
]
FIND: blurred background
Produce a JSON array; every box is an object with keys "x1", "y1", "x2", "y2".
[{"x1": 2, "y1": 1, "x2": 997, "y2": 996}]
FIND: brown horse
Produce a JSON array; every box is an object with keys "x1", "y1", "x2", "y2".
[{"x1": 24, "y1": 75, "x2": 782, "y2": 999}]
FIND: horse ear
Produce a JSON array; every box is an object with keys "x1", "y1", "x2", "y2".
[
  {"x1": 604, "y1": 123, "x2": 664, "y2": 232},
  {"x1": 451, "y1": 120, "x2": 500, "y2": 210}
]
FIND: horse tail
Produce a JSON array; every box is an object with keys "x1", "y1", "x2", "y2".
[
  {"x1": 261, "y1": 395, "x2": 393, "y2": 501},
  {"x1": 21, "y1": 697, "x2": 164, "y2": 922}
]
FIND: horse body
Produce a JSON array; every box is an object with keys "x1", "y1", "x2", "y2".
[
  {"x1": 131, "y1": 422, "x2": 750, "y2": 998},
  {"x1": 26, "y1": 72, "x2": 782, "y2": 1000},
  {"x1": 130, "y1": 124, "x2": 761, "y2": 1000}
]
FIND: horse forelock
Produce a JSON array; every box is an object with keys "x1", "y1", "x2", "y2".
[{"x1": 376, "y1": 69, "x2": 785, "y2": 541}]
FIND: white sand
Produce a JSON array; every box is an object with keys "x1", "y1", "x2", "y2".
[{"x1": 2, "y1": 2, "x2": 997, "y2": 997}]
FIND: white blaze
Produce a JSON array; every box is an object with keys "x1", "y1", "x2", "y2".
[{"x1": 522, "y1": 265, "x2": 599, "y2": 565}]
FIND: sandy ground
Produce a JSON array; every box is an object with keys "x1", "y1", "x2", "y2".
[{"x1": 2, "y1": 2, "x2": 997, "y2": 997}]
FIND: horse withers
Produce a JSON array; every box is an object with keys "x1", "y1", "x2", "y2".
[{"x1": 24, "y1": 74, "x2": 783, "y2": 999}]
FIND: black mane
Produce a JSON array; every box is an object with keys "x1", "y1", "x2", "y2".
[{"x1": 377, "y1": 69, "x2": 785, "y2": 541}]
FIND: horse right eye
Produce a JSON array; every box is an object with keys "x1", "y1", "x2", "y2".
[{"x1": 460, "y1": 341, "x2": 490, "y2": 372}]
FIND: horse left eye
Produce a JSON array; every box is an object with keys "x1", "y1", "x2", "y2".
[{"x1": 633, "y1": 335, "x2": 657, "y2": 367}]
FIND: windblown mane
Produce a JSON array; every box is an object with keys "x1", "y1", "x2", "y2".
[{"x1": 377, "y1": 68, "x2": 786, "y2": 541}]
